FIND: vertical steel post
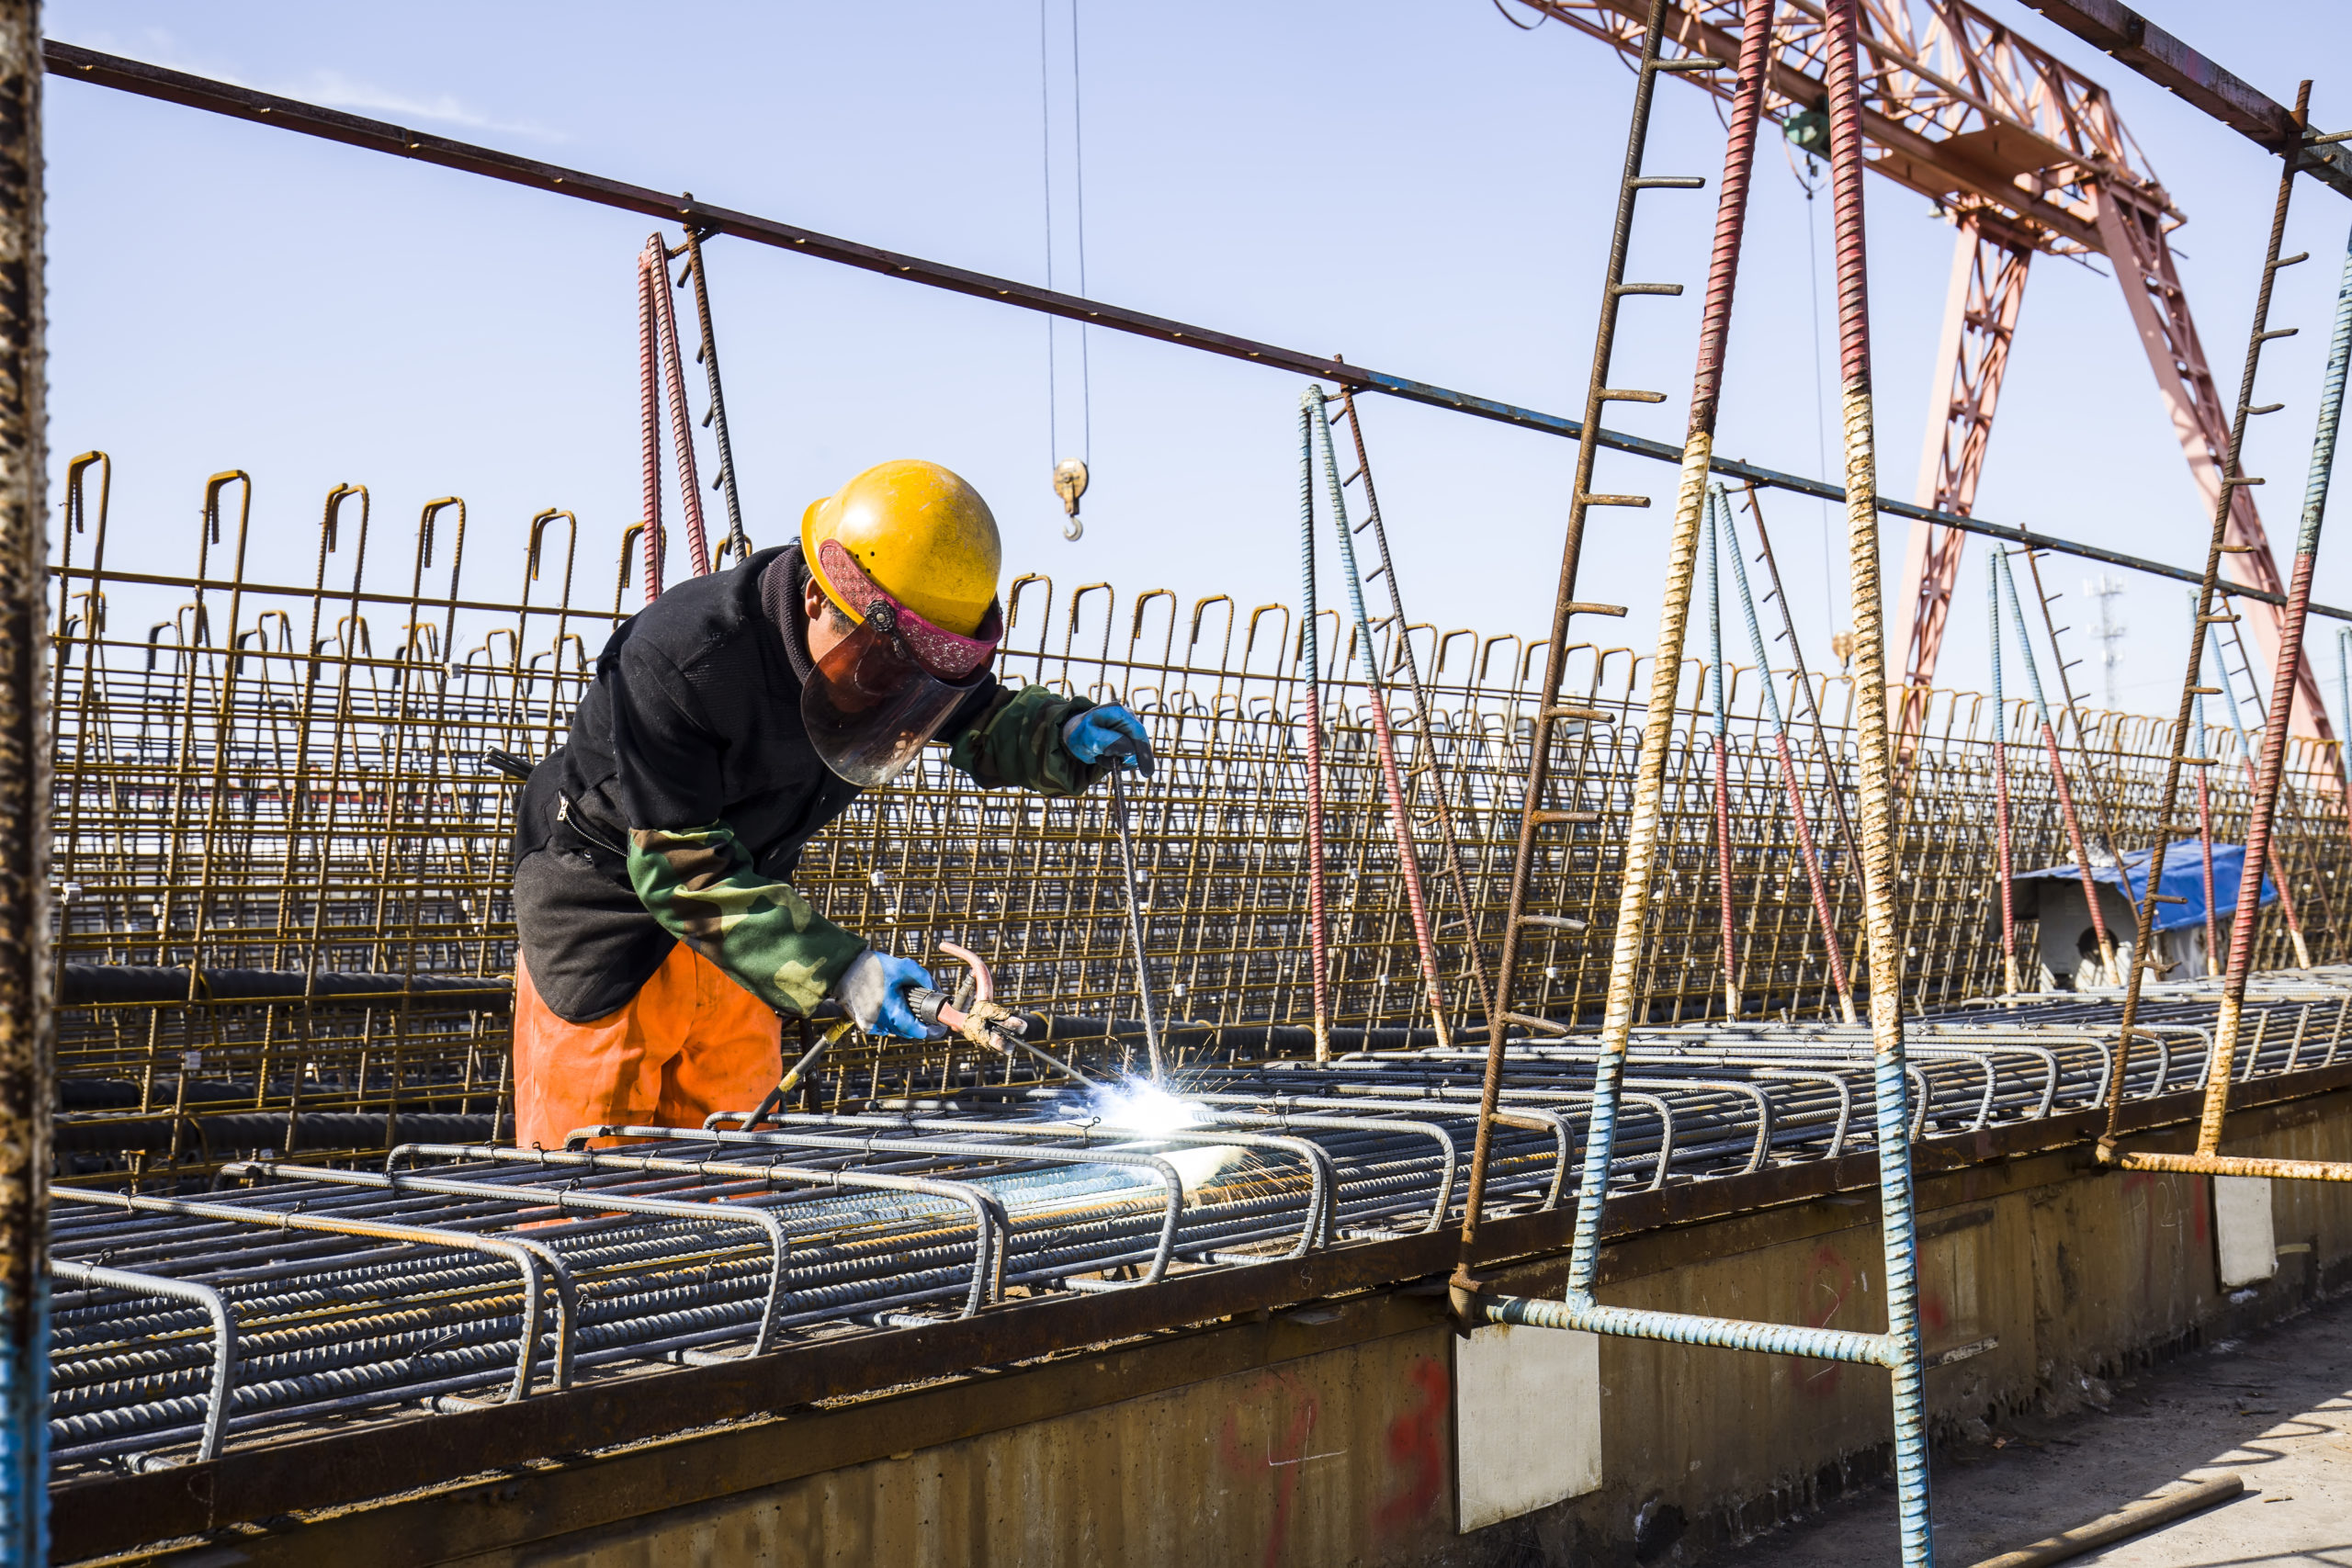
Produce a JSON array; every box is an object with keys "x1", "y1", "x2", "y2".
[
  {"x1": 2100, "y1": 83, "x2": 2314, "y2": 1164},
  {"x1": 0, "y1": 5, "x2": 47, "y2": 1558},
  {"x1": 1821, "y1": 0, "x2": 1931, "y2": 1553},
  {"x1": 1706, "y1": 491, "x2": 1740, "y2": 1016},
  {"x1": 2202, "y1": 211, "x2": 2352, "y2": 1145},
  {"x1": 1295, "y1": 401, "x2": 1331, "y2": 1063},
  {"x1": 1989, "y1": 555, "x2": 2020, "y2": 993},
  {"x1": 2194, "y1": 602, "x2": 2221, "y2": 973},
  {"x1": 1713, "y1": 487, "x2": 1851, "y2": 1014}
]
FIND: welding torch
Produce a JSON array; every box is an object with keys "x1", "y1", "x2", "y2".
[{"x1": 906, "y1": 942, "x2": 1101, "y2": 1089}]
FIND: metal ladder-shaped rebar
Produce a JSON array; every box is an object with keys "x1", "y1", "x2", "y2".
[
  {"x1": 2103, "y1": 81, "x2": 2352, "y2": 1184},
  {"x1": 1453, "y1": 1, "x2": 1939, "y2": 1562},
  {"x1": 1297, "y1": 383, "x2": 1500, "y2": 1051},
  {"x1": 2205, "y1": 606, "x2": 2315, "y2": 966}
]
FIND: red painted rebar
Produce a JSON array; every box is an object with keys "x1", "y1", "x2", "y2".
[
  {"x1": 646, "y1": 236, "x2": 711, "y2": 578},
  {"x1": 1364, "y1": 695, "x2": 1452, "y2": 1041},
  {"x1": 2197, "y1": 767, "x2": 2221, "y2": 971},
  {"x1": 2225, "y1": 547, "x2": 2322, "y2": 983},
  {"x1": 1990, "y1": 729, "x2": 2018, "y2": 992},
  {"x1": 1774, "y1": 728, "x2": 1852, "y2": 1010},
  {"x1": 2041, "y1": 721, "x2": 2115, "y2": 975},
  {"x1": 2227, "y1": 747, "x2": 2312, "y2": 965},
  {"x1": 635, "y1": 246, "x2": 667, "y2": 602}
]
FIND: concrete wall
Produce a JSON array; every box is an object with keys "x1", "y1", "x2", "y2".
[{"x1": 163, "y1": 1091, "x2": 2352, "y2": 1568}]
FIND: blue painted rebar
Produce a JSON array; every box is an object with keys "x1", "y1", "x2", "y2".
[
  {"x1": 1304, "y1": 386, "x2": 1453, "y2": 1040},
  {"x1": 1706, "y1": 488, "x2": 1740, "y2": 1012},
  {"x1": 1996, "y1": 547, "x2": 2118, "y2": 971},
  {"x1": 1713, "y1": 484, "x2": 1851, "y2": 1013},
  {"x1": 1297, "y1": 394, "x2": 1331, "y2": 1062}
]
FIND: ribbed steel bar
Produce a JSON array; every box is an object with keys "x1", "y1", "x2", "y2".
[
  {"x1": 1454, "y1": 0, "x2": 1697, "y2": 1291},
  {"x1": 0, "y1": 2, "x2": 46, "y2": 1551},
  {"x1": 2105, "y1": 84, "x2": 2317, "y2": 1156}
]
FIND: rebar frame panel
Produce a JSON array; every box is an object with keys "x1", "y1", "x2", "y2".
[{"x1": 41, "y1": 464, "x2": 2352, "y2": 1182}]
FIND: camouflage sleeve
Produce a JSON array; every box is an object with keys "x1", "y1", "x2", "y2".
[
  {"x1": 627, "y1": 822, "x2": 868, "y2": 1016},
  {"x1": 944, "y1": 683, "x2": 1113, "y2": 796}
]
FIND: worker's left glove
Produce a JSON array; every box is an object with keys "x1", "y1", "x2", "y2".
[
  {"x1": 834, "y1": 949, "x2": 943, "y2": 1040},
  {"x1": 1063, "y1": 705, "x2": 1155, "y2": 776}
]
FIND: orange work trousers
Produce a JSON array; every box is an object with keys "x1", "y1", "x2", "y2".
[{"x1": 513, "y1": 942, "x2": 781, "y2": 1149}]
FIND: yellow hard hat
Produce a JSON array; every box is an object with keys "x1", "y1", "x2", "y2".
[{"x1": 800, "y1": 459, "x2": 1002, "y2": 637}]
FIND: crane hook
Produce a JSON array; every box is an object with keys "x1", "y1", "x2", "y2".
[{"x1": 1054, "y1": 457, "x2": 1089, "y2": 542}]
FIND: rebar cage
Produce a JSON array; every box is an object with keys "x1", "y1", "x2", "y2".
[{"x1": 46, "y1": 464, "x2": 2352, "y2": 1171}]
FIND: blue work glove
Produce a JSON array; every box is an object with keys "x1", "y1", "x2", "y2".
[
  {"x1": 833, "y1": 948, "x2": 942, "y2": 1039},
  {"x1": 1063, "y1": 705, "x2": 1156, "y2": 776}
]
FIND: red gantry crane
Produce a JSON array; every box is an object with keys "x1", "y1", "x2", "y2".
[{"x1": 1502, "y1": 0, "x2": 2335, "y2": 737}]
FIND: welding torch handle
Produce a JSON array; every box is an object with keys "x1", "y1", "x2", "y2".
[{"x1": 905, "y1": 988, "x2": 1102, "y2": 1089}]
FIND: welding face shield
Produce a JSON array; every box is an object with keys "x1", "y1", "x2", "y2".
[{"x1": 800, "y1": 539, "x2": 1002, "y2": 787}]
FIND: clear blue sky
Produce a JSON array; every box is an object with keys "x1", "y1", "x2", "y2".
[{"x1": 39, "y1": 1, "x2": 2352, "y2": 716}]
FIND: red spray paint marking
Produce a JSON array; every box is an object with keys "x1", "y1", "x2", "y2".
[
  {"x1": 1374, "y1": 1358, "x2": 1449, "y2": 1534},
  {"x1": 1217, "y1": 1369, "x2": 1329, "y2": 1568}
]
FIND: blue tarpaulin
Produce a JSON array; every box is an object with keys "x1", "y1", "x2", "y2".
[{"x1": 2011, "y1": 841, "x2": 2275, "y2": 934}]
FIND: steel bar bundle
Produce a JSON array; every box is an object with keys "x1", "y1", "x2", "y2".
[{"x1": 32, "y1": 982, "x2": 2347, "y2": 1473}]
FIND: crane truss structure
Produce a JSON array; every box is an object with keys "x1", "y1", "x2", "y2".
[{"x1": 1504, "y1": 0, "x2": 2333, "y2": 738}]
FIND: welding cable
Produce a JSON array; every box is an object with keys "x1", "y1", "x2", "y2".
[
  {"x1": 2193, "y1": 601, "x2": 2222, "y2": 971},
  {"x1": 635, "y1": 243, "x2": 668, "y2": 600},
  {"x1": 1295, "y1": 397, "x2": 1332, "y2": 1064},
  {"x1": 1996, "y1": 547, "x2": 2118, "y2": 977},
  {"x1": 2202, "y1": 622, "x2": 2312, "y2": 966},
  {"x1": 1713, "y1": 484, "x2": 1852, "y2": 1020},
  {"x1": 1989, "y1": 554, "x2": 2021, "y2": 993},
  {"x1": 1705, "y1": 488, "x2": 1742, "y2": 1016},
  {"x1": 645, "y1": 234, "x2": 712, "y2": 577},
  {"x1": 1305, "y1": 386, "x2": 1453, "y2": 1046}
]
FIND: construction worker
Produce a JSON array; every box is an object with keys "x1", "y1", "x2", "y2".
[{"x1": 508, "y1": 458, "x2": 1153, "y2": 1147}]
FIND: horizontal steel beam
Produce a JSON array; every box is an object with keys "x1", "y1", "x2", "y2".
[
  {"x1": 2015, "y1": 0, "x2": 2352, "y2": 199},
  {"x1": 43, "y1": 40, "x2": 2350, "y2": 623}
]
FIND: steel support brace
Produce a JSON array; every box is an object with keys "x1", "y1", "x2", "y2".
[
  {"x1": 1487, "y1": 1292, "x2": 1895, "y2": 1365},
  {"x1": 0, "y1": 2, "x2": 46, "y2": 1558},
  {"x1": 1894, "y1": 219, "x2": 2030, "y2": 735},
  {"x1": 40, "y1": 40, "x2": 2352, "y2": 631}
]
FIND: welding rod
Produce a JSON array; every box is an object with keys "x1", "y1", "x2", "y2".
[{"x1": 1105, "y1": 769, "x2": 1167, "y2": 1082}]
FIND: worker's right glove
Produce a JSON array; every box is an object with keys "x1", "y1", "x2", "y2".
[{"x1": 834, "y1": 949, "x2": 943, "y2": 1040}]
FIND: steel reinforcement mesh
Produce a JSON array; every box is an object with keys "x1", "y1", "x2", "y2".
[{"x1": 44, "y1": 464, "x2": 2352, "y2": 1156}]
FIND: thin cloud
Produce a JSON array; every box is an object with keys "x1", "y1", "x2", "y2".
[
  {"x1": 52, "y1": 31, "x2": 566, "y2": 143},
  {"x1": 296, "y1": 70, "x2": 567, "y2": 143}
]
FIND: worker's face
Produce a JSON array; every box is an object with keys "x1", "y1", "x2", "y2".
[{"x1": 804, "y1": 573, "x2": 851, "y2": 665}]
